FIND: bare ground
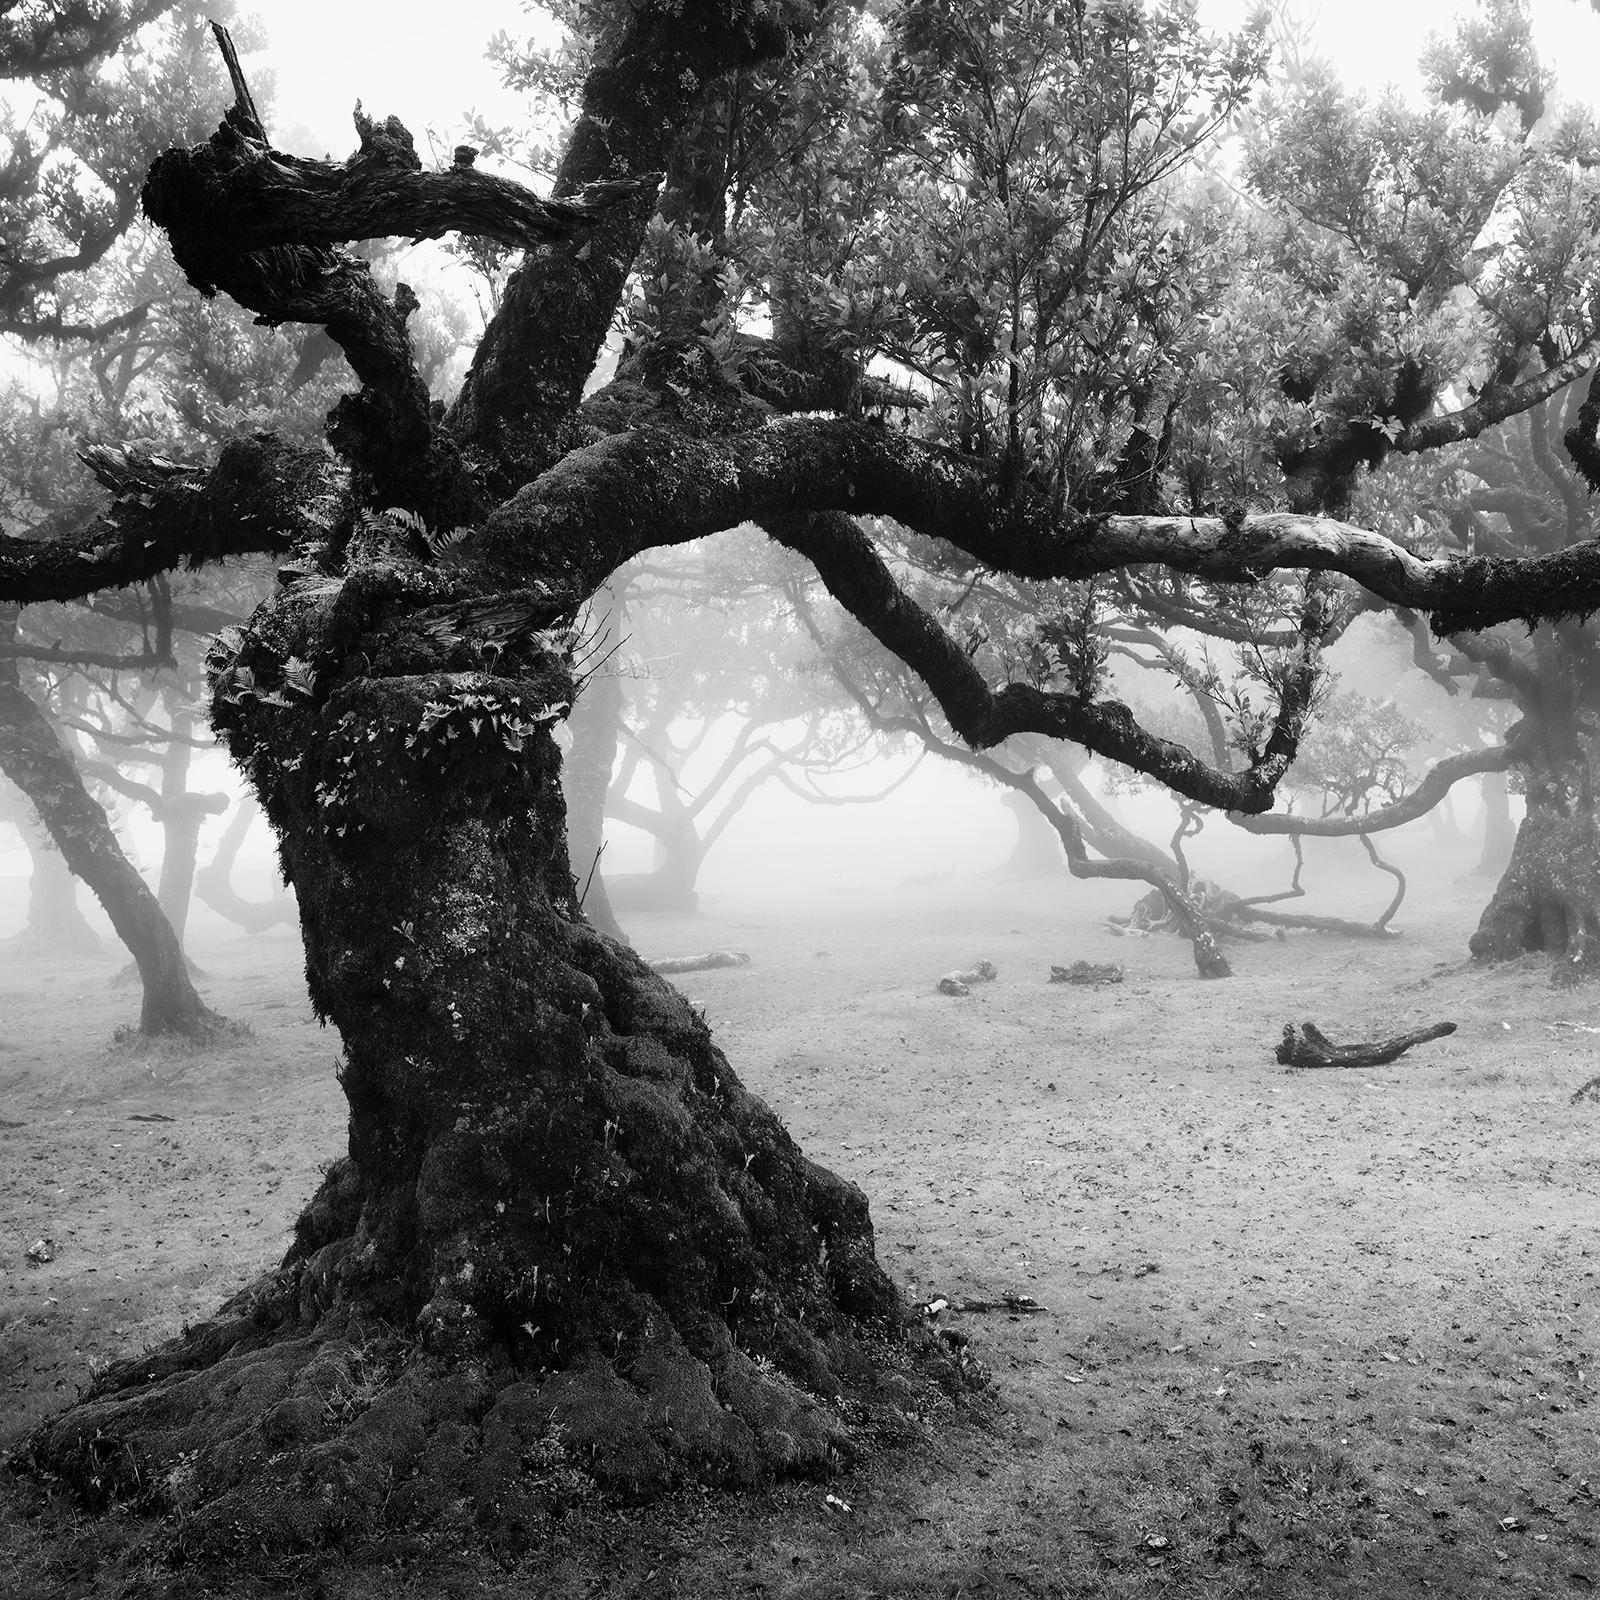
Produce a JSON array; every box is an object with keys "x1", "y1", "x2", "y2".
[{"x1": 1, "y1": 854, "x2": 1598, "y2": 1597}]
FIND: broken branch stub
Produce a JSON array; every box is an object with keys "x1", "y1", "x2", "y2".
[
  {"x1": 1276, "y1": 1020, "x2": 1457, "y2": 1070},
  {"x1": 1050, "y1": 961, "x2": 1124, "y2": 985}
]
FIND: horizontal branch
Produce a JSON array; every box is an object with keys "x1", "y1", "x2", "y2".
[
  {"x1": 0, "y1": 438, "x2": 336, "y2": 606},
  {"x1": 475, "y1": 415, "x2": 1600, "y2": 635},
  {"x1": 142, "y1": 117, "x2": 621, "y2": 262},
  {"x1": 0, "y1": 641, "x2": 172, "y2": 672},
  {"x1": 1228, "y1": 744, "x2": 1511, "y2": 837}
]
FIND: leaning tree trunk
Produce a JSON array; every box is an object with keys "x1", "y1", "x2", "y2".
[
  {"x1": 1469, "y1": 771, "x2": 1600, "y2": 980},
  {"x1": 0, "y1": 619, "x2": 220, "y2": 1035},
  {"x1": 21, "y1": 595, "x2": 943, "y2": 1551}
]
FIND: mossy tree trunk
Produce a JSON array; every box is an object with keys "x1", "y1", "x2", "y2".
[
  {"x1": 1469, "y1": 625, "x2": 1600, "y2": 980},
  {"x1": 22, "y1": 565, "x2": 924, "y2": 1546},
  {"x1": 1469, "y1": 765, "x2": 1600, "y2": 979}
]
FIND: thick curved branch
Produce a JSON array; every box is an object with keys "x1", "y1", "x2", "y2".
[
  {"x1": 769, "y1": 511, "x2": 1320, "y2": 811},
  {"x1": 1228, "y1": 744, "x2": 1511, "y2": 837},
  {"x1": 0, "y1": 438, "x2": 334, "y2": 605},
  {"x1": 447, "y1": 0, "x2": 799, "y2": 489},
  {"x1": 476, "y1": 416, "x2": 1600, "y2": 636},
  {"x1": 1398, "y1": 344, "x2": 1600, "y2": 456},
  {"x1": 79, "y1": 759, "x2": 228, "y2": 822},
  {"x1": 144, "y1": 111, "x2": 618, "y2": 262}
]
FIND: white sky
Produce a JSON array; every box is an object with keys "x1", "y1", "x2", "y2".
[{"x1": 250, "y1": 0, "x2": 1600, "y2": 162}]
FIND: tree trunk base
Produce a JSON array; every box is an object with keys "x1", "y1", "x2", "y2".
[
  {"x1": 1469, "y1": 803, "x2": 1600, "y2": 983},
  {"x1": 15, "y1": 1154, "x2": 967, "y2": 1559}
]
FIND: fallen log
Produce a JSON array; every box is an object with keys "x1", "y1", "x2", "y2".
[
  {"x1": 1276, "y1": 1019, "x2": 1456, "y2": 1070},
  {"x1": 1050, "y1": 961, "x2": 1124, "y2": 985},
  {"x1": 648, "y1": 950, "x2": 750, "y2": 974}
]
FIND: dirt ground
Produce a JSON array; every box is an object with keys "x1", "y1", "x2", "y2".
[{"x1": 2, "y1": 847, "x2": 1598, "y2": 1598}]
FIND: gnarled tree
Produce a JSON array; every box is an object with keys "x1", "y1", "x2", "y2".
[{"x1": 9, "y1": 0, "x2": 1600, "y2": 1562}]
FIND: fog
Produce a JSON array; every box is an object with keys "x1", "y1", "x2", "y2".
[{"x1": 1, "y1": 725, "x2": 1514, "y2": 968}]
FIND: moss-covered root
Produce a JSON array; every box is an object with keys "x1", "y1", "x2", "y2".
[{"x1": 14, "y1": 1296, "x2": 966, "y2": 1560}]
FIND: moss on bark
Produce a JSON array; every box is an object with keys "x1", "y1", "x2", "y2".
[{"x1": 16, "y1": 584, "x2": 965, "y2": 1552}]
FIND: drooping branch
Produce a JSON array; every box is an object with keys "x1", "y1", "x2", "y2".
[
  {"x1": 0, "y1": 438, "x2": 334, "y2": 605},
  {"x1": 788, "y1": 582, "x2": 1232, "y2": 976},
  {"x1": 772, "y1": 510, "x2": 1321, "y2": 811}
]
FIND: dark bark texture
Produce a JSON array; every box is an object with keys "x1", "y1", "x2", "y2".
[
  {"x1": 1469, "y1": 778, "x2": 1600, "y2": 980},
  {"x1": 14, "y1": 6, "x2": 963, "y2": 1541},
  {"x1": 21, "y1": 604, "x2": 934, "y2": 1546},
  {"x1": 17, "y1": 0, "x2": 1600, "y2": 1558}
]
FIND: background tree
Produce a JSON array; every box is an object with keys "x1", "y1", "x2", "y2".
[
  {"x1": 8, "y1": 0, "x2": 1600, "y2": 1558},
  {"x1": 575, "y1": 534, "x2": 920, "y2": 920}
]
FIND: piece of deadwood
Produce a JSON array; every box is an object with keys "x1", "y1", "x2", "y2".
[
  {"x1": 1276, "y1": 1019, "x2": 1456, "y2": 1070},
  {"x1": 648, "y1": 950, "x2": 750, "y2": 974},
  {"x1": 958, "y1": 1292, "x2": 1047, "y2": 1315},
  {"x1": 1050, "y1": 961, "x2": 1124, "y2": 985},
  {"x1": 937, "y1": 958, "x2": 997, "y2": 996}
]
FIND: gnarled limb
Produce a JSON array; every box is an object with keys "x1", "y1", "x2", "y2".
[
  {"x1": 0, "y1": 438, "x2": 332, "y2": 605},
  {"x1": 794, "y1": 590, "x2": 1234, "y2": 978},
  {"x1": 194, "y1": 797, "x2": 297, "y2": 935},
  {"x1": 447, "y1": 1, "x2": 799, "y2": 491},
  {"x1": 1276, "y1": 1020, "x2": 1456, "y2": 1070},
  {"x1": 767, "y1": 511, "x2": 1321, "y2": 812},
  {"x1": 474, "y1": 417, "x2": 1600, "y2": 643},
  {"x1": 1228, "y1": 745, "x2": 1512, "y2": 836}
]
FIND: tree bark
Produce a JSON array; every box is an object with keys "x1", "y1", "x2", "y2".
[
  {"x1": 1469, "y1": 778, "x2": 1600, "y2": 980},
  {"x1": 21, "y1": 604, "x2": 942, "y2": 1544}
]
